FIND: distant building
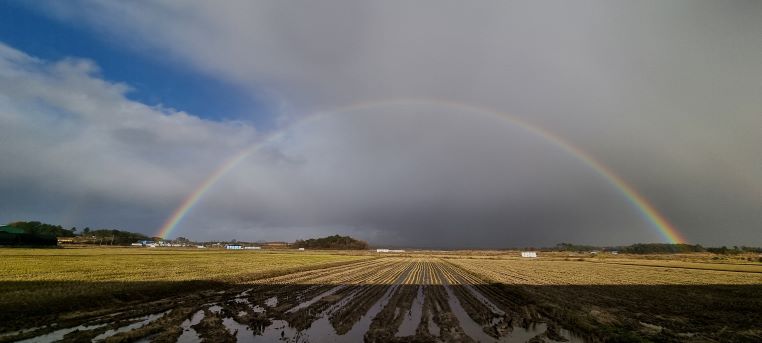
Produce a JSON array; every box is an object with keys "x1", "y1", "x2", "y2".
[
  {"x1": 376, "y1": 248, "x2": 405, "y2": 253},
  {"x1": 196, "y1": 245, "x2": 206, "y2": 248},
  {"x1": 226, "y1": 244, "x2": 243, "y2": 250},
  {"x1": 610, "y1": 251, "x2": 619, "y2": 255},
  {"x1": 521, "y1": 251, "x2": 538, "y2": 258},
  {"x1": 243, "y1": 246, "x2": 261, "y2": 250},
  {"x1": 298, "y1": 248, "x2": 305, "y2": 251}
]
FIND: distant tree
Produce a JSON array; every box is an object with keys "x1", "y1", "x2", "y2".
[
  {"x1": 83, "y1": 227, "x2": 91, "y2": 235},
  {"x1": 175, "y1": 237, "x2": 190, "y2": 244},
  {"x1": 622, "y1": 243, "x2": 705, "y2": 254},
  {"x1": 551, "y1": 242, "x2": 714, "y2": 254},
  {"x1": 8, "y1": 221, "x2": 75, "y2": 237}
]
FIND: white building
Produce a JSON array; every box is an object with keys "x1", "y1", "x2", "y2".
[
  {"x1": 521, "y1": 251, "x2": 538, "y2": 258},
  {"x1": 298, "y1": 248, "x2": 305, "y2": 251},
  {"x1": 226, "y1": 244, "x2": 243, "y2": 250},
  {"x1": 376, "y1": 249, "x2": 405, "y2": 253},
  {"x1": 243, "y1": 246, "x2": 261, "y2": 250}
]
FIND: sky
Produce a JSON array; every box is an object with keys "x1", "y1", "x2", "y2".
[{"x1": 0, "y1": 1, "x2": 760, "y2": 248}]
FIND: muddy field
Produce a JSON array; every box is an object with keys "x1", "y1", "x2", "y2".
[{"x1": 2, "y1": 255, "x2": 761, "y2": 342}]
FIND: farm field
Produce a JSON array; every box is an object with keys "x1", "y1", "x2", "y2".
[{"x1": 1, "y1": 249, "x2": 761, "y2": 342}]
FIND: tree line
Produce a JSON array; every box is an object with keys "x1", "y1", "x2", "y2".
[
  {"x1": 293, "y1": 235, "x2": 369, "y2": 250},
  {"x1": 5, "y1": 221, "x2": 150, "y2": 245},
  {"x1": 551, "y1": 242, "x2": 762, "y2": 254}
]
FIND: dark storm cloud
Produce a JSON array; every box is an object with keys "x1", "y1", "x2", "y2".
[{"x1": 2, "y1": 1, "x2": 761, "y2": 246}]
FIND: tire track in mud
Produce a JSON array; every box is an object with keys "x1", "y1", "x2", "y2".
[
  {"x1": 8, "y1": 257, "x2": 584, "y2": 342},
  {"x1": 439, "y1": 259, "x2": 578, "y2": 342},
  {"x1": 329, "y1": 260, "x2": 414, "y2": 335}
]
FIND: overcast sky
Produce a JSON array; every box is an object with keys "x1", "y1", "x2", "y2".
[{"x1": 0, "y1": 1, "x2": 760, "y2": 247}]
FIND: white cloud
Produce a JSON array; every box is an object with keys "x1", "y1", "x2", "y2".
[{"x1": 0, "y1": 43, "x2": 258, "y2": 231}]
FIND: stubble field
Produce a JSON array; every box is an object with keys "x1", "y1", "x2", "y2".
[{"x1": 1, "y1": 248, "x2": 760, "y2": 342}]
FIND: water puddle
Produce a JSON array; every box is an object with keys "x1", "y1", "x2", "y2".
[
  {"x1": 443, "y1": 283, "x2": 502, "y2": 342},
  {"x1": 177, "y1": 310, "x2": 205, "y2": 343},
  {"x1": 340, "y1": 285, "x2": 399, "y2": 340},
  {"x1": 444, "y1": 284, "x2": 581, "y2": 342},
  {"x1": 396, "y1": 286, "x2": 424, "y2": 337},
  {"x1": 16, "y1": 323, "x2": 107, "y2": 343},
  {"x1": 264, "y1": 296, "x2": 278, "y2": 307},
  {"x1": 92, "y1": 310, "x2": 170, "y2": 341},
  {"x1": 427, "y1": 315, "x2": 441, "y2": 336},
  {"x1": 223, "y1": 316, "x2": 255, "y2": 341},
  {"x1": 249, "y1": 285, "x2": 399, "y2": 342},
  {"x1": 279, "y1": 287, "x2": 376, "y2": 343},
  {"x1": 0, "y1": 326, "x2": 44, "y2": 339},
  {"x1": 235, "y1": 297, "x2": 253, "y2": 305},
  {"x1": 466, "y1": 284, "x2": 506, "y2": 316},
  {"x1": 290, "y1": 312, "x2": 340, "y2": 342},
  {"x1": 250, "y1": 319, "x2": 299, "y2": 342},
  {"x1": 286, "y1": 285, "x2": 345, "y2": 313},
  {"x1": 238, "y1": 288, "x2": 254, "y2": 298}
]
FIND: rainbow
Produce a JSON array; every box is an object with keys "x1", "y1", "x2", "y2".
[{"x1": 156, "y1": 99, "x2": 687, "y2": 243}]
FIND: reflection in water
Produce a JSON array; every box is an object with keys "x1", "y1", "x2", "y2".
[
  {"x1": 177, "y1": 310, "x2": 204, "y2": 343},
  {"x1": 92, "y1": 310, "x2": 170, "y2": 341},
  {"x1": 17, "y1": 323, "x2": 107, "y2": 343},
  {"x1": 396, "y1": 286, "x2": 424, "y2": 337}
]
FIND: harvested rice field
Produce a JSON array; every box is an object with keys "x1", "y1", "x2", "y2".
[{"x1": 1, "y1": 249, "x2": 761, "y2": 342}]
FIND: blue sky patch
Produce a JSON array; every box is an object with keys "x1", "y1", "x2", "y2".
[{"x1": 0, "y1": 2, "x2": 273, "y2": 128}]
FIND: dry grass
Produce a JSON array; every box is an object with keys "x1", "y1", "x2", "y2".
[
  {"x1": 0, "y1": 247, "x2": 371, "y2": 327},
  {"x1": 3, "y1": 248, "x2": 761, "y2": 342},
  {"x1": 449, "y1": 257, "x2": 762, "y2": 285}
]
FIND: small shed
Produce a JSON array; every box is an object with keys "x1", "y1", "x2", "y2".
[{"x1": 521, "y1": 251, "x2": 538, "y2": 258}]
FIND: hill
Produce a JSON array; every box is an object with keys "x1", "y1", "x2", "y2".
[{"x1": 293, "y1": 235, "x2": 369, "y2": 250}]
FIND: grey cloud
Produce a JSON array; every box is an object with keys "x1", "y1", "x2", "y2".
[{"x1": 5, "y1": 0, "x2": 762, "y2": 246}]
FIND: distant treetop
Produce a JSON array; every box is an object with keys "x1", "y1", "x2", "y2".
[{"x1": 293, "y1": 235, "x2": 369, "y2": 250}]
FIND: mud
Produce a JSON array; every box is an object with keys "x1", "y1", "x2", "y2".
[{"x1": 6, "y1": 258, "x2": 586, "y2": 343}]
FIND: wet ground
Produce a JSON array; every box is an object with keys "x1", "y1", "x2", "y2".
[{"x1": 3, "y1": 258, "x2": 583, "y2": 342}]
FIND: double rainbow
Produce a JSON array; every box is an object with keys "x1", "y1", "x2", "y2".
[{"x1": 156, "y1": 99, "x2": 687, "y2": 244}]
